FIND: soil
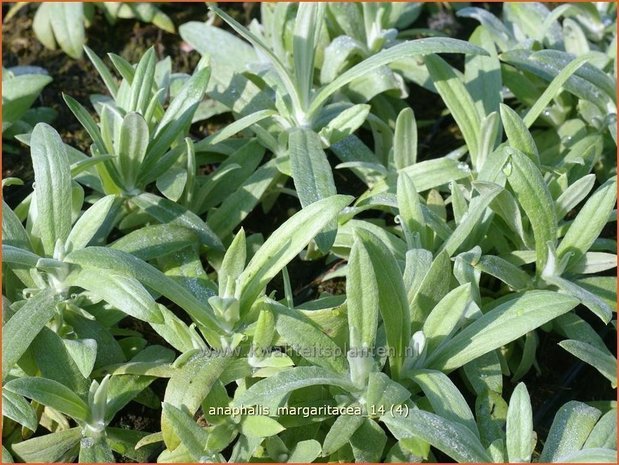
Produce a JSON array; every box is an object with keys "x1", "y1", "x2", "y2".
[{"x1": 2, "y1": 2, "x2": 616, "y2": 463}]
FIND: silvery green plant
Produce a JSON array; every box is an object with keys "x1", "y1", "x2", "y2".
[
  {"x1": 61, "y1": 46, "x2": 282, "y2": 250},
  {"x1": 4, "y1": 345, "x2": 172, "y2": 463},
  {"x1": 2, "y1": 66, "x2": 55, "y2": 152},
  {"x1": 2, "y1": 2, "x2": 617, "y2": 463},
  {"x1": 1, "y1": 124, "x2": 180, "y2": 462},
  {"x1": 460, "y1": 2, "x2": 617, "y2": 144},
  {"x1": 149, "y1": 195, "x2": 353, "y2": 460},
  {"x1": 326, "y1": 6, "x2": 617, "y2": 384},
  {"x1": 6, "y1": 2, "x2": 174, "y2": 59},
  {"x1": 180, "y1": 3, "x2": 488, "y2": 253},
  {"x1": 152, "y1": 229, "x2": 581, "y2": 462},
  {"x1": 382, "y1": 382, "x2": 617, "y2": 463},
  {"x1": 59, "y1": 47, "x2": 229, "y2": 254},
  {"x1": 459, "y1": 2, "x2": 616, "y2": 55},
  {"x1": 3, "y1": 124, "x2": 165, "y2": 375}
]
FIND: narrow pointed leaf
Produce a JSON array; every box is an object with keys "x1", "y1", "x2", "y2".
[
  {"x1": 394, "y1": 108, "x2": 417, "y2": 169},
  {"x1": 5, "y1": 377, "x2": 89, "y2": 421},
  {"x1": 31, "y1": 123, "x2": 72, "y2": 254},
  {"x1": 347, "y1": 238, "x2": 379, "y2": 349},
  {"x1": 288, "y1": 128, "x2": 338, "y2": 253},
  {"x1": 428, "y1": 291, "x2": 578, "y2": 371},
  {"x1": 505, "y1": 149, "x2": 557, "y2": 271},
  {"x1": 67, "y1": 268, "x2": 163, "y2": 324},
  {"x1": 162, "y1": 403, "x2": 209, "y2": 458},
  {"x1": 233, "y1": 367, "x2": 355, "y2": 408},
  {"x1": 557, "y1": 177, "x2": 617, "y2": 266},
  {"x1": 539, "y1": 401, "x2": 601, "y2": 462},
  {"x1": 238, "y1": 195, "x2": 352, "y2": 314},
  {"x1": 410, "y1": 369, "x2": 478, "y2": 437},
  {"x1": 506, "y1": 383, "x2": 534, "y2": 462},
  {"x1": 559, "y1": 340, "x2": 617, "y2": 386},
  {"x1": 425, "y1": 54, "x2": 481, "y2": 164},
  {"x1": 382, "y1": 409, "x2": 492, "y2": 463},
  {"x1": 131, "y1": 192, "x2": 223, "y2": 251},
  {"x1": 2, "y1": 289, "x2": 58, "y2": 377},
  {"x1": 356, "y1": 229, "x2": 410, "y2": 379}
]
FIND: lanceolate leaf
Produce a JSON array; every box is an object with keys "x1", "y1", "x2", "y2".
[
  {"x1": 397, "y1": 158, "x2": 471, "y2": 193},
  {"x1": 410, "y1": 251, "x2": 452, "y2": 330},
  {"x1": 65, "y1": 247, "x2": 221, "y2": 332},
  {"x1": 148, "y1": 66, "x2": 211, "y2": 162},
  {"x1": 439, "y1": 182, "x2": 502, "y2": 257},
  {"x1": 382, "y1": 409, "x2": 492, "y2": 463},
  {"x1": 208, "y1": 161, "x2": 280, "y2": 238},
  {"x1": 500, "y1": 103, "x2": 540, "y2": 166},
  {"x1": 11, "y1": 428, "x2": 81, "y2": 463},
  {"x1": 522, "y1": 54, "x2": 591, "y2": 127},
  {"x1": 49, "y1": 3, "x2": 85, "y2": 59},
  {"x1": 505, "y1": 383, "x2": 534, "y2": 462},
  {"x1": 111, "y1": 224, "x2": 197, "y2": 261},
  {"x1": 84, "y1": 45, "x2": 118, "y2": 98},
  {"x1": 557, "y1": 177, "x2": 617, "y2": 266},
  {"x1": 67, "y1": 268, "x2": 164, "y2": 324},
  {"x1": 397, "y1": 172, "x2": 429, "y2": 248},
  {"x1": 118, "y1": 112, "x2": 149, "y2": 187},
  {"x1": 162, "y1": 352, "x2": 231, "y2": 450},
  {"x1": 320, "y1": 104, "x2": 371, "y2": 146},
  {"x1": 505, "y1": 148, "x2": 557, "y2": 272},
  {"x1": 1, "y1": 245, "x2": 40, "y2": 268},
  {"x1": 428, "y1": 291, "x2": 579, "y2": 371},
  {"x1": 559, "y1": 340, "x2": 617, "y2": 386},
  {"x1": 293, "y1": 3, "x2": 324, "y2": 110},
  {"x1": 311, "y1": 38, "x2": 488, "y2": 115},
  {"x1": 238, "y1": 195, "x2": 352, "y2": 314},
  {"x1": 288, "y1": 128, "x2": 338, "y2": 253},
  {"x1": 208, "y1": 4, "x2": 302, "y2": 116},
  {"x1": 425, "y1": 54, "x2": 481, "y2": 164},
  {"x1": 219, "y1": 228, "x2": 246, "y2": 295},
  {"x1": 271, "y1": 301, "x2": 348, "y2": 374},
  {"x1": 233, "y1": 367, "x2": 355, "y2": 408},
  {"x1": 546, "y1": 274, "x2": 613, "y2": 323},
  {"x1": 2, "y1": 289, "x2": 58, "y2": 378},
  {"x1": 465, "y1": 26, "x2": 501, "y2": 118},
  {"x1": 555, "y1": 174, "x2": 595, "y2": 220},
  {"x1": 393, "y1": 108, "x2": 417, "y2": 169},
  {"x1": 356, "y1": 229, "x2": 410, "y2": 379},
  {"x1": 500, "y1": 49, "x2": 615, "y2": 111},
  {"x1": 162, "y1": 403, "x2": 209, "y2": 459},
  {"x1": 474, "y1": 255, "x2": 531, "y2": 291},
  {"x1": 410, "y1": 369, "x2": 479, "y2": 437},
  {"x1": 241, "y1": 415, "x2": 285, "y2": 438},
  {"x1": 423, "y1": 284, "x2": 472, "y2": 353},
  {"x1": 2, "y1": 201, "x2": 32, "y2": 251},
  {"x1": 128, "y1": 48, "x2": 156, "y2": 115},
  {"x1": 349, "y1": 418, "x2": 387, "y2": 462},
  {"x1": 63, "y1": 338, "x2": 97, "y2": 378},
  {"x1": 30, "y1": 123, "x2": 72, "y2": 254},
  {"x1": 131, "y1": 192, "x2": 223, "y2": 251},
  {"x1": 5, "y1": 377, "x2": 89, "y2": 421},
  {"x1": 322, "y1": 414, "x2": 364, "y2": 456},
  {"x1": 539, "y1": 401, "x2": 601, "y2": 462},
  {"x1": 347, "y1": 238, "x2": 379, "y2": 349},
  {"x1": 65, "y1": 195, "x2": 117, "y2": 252},
  {"x1": 2, "y1": 390, "x2": 38, "y2": 432},
  {"x1": 584, "y1": 409, "x2": 617, "y2": 449}
]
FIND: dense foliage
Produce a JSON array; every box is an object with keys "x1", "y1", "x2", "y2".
[{"x1": 2, "y1": 2, "x2": 617, "y2": 463}]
